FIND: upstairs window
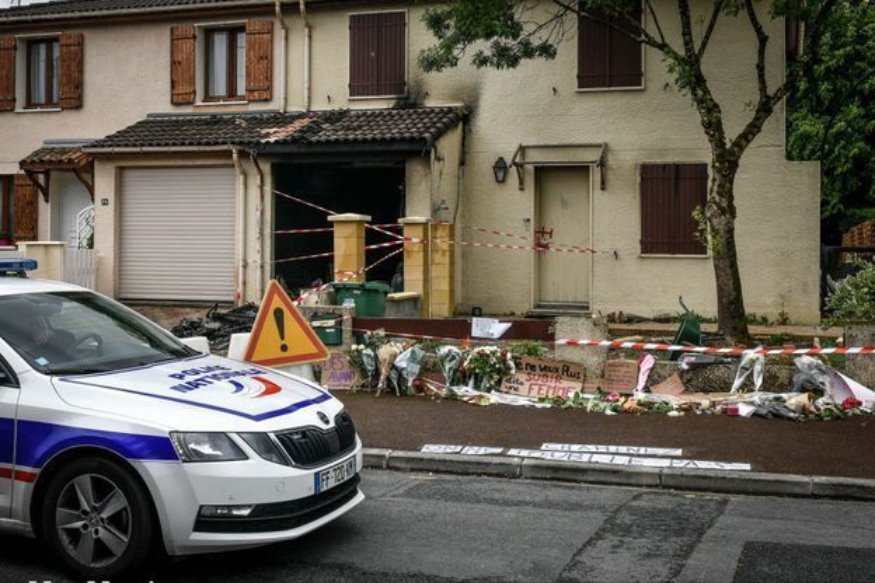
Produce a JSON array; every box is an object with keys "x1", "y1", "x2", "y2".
[
  {"x1": 577, "y1": 3, "x2": 643, "y2": 89},
  {"x1": 27, "y1": 38, "x2": 59, "y2": 107},
  {"x1": 205, "y1": 27, "x2": 246, "y2": 101},
  {"x1": 170, "y1": 21, "x2": 271, "y2": 105},
  {"x1": 640, "y1": 163, "x2": 708, "y2": 255},
  {"x1": 349, "y1": 11, "x2": 406, "y2": 98}
]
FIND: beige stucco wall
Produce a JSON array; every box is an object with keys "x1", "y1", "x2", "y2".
[{"x1": 296, "y1": 0, "x2": 820, "y2": 322}]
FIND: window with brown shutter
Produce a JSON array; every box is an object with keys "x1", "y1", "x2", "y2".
[
  {"x1": 0, "y1": 37, "x2": 15, "y2": 112},
  {"x1": 59, "y1": 33, "x2": 84, "y2": 109},
  {"x1": 577, "y1": 3, "x2": 643, "y2": 89},
  {"x1": 349, "y1": 11, "x2": 406, "y2": 97},
  {"x1": 170, "y1": 25, "x2": 196, "y2": 105},
  {"x1": 640, "y1": 163, "x2": 708, "y2": 255},
  {"x1": 205, "y1": 26, "x2": 246, "y2": 100},
  {"x1": 245, "y1": 19, "x2": 272, "y2": 102},
  {"x1": 13, "y1": 174, "x2": 38, "y2": 243},
  {"x1": 26, "y1": 38, "x2": 60, "y2": 108},
  {"x1": 0, "y1": 176, "x2": 13, "y2": 239}
]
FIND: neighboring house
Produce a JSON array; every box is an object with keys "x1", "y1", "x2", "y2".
[{"x1": 0, "y1": 0, "x2": 821, "y2": 322}]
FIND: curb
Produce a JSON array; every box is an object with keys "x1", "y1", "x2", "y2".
[{"x1": 361, "y1": 448, "x2": 875, "y2": 501}]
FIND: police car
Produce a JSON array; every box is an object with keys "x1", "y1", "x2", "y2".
[{"x1": 0, "y1": 259, "x2": 363, "y2": 578}]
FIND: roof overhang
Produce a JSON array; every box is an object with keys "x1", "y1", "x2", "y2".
[{"x1": 19, "y1": 145, "x2": 95, "y2": 201}]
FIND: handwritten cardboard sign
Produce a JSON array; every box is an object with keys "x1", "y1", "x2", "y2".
[
  {"x1": 322, "y1": 350, "x2": 356, "y2": 390},
  {"x1": 500, "y1": 356, "x2": 585, "y2": 398},
  {"x1": 602, "y1": 359, "x2": 640, "y2": 393}
]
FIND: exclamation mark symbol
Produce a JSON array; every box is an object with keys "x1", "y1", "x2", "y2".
[{"x1": 273, "y1": 308, "x2": 288, "y2": 352}]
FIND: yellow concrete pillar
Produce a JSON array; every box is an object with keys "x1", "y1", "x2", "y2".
[
  {"x1": 430, "y1": 223, "x2": 455, "y2": 318},
  {"x1": 328, "y1": 213, "x2": 371, "y2": 282},
  {"x1": 400, "y1": 217, "x2": 431, "y2": 316}
]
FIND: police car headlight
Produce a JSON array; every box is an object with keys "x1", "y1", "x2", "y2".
[
  {"x1": 238, "y1": 432, "x2": 287, "y2": 465},
  {"x1": 170, "y1": 432, "x2": 247, "y2": 462}
]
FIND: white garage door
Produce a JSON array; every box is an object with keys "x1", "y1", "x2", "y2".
[{"x1": 120, "y1": 167, "x2": 236, "y2": 302}]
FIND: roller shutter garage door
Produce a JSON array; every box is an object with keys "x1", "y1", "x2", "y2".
[{"x1": 119, "y1": 167, "x2": 235, "y2": 302}]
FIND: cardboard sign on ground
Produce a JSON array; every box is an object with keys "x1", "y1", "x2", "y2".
[
  {"x1": 244, "y1": 280, "x2": 329, "y2": 366},
  {"x1": 322, "y1": 350, "x2": 356, "y2": 390},
  {"x1": 500, "y1": 356, "x2": 585, "y2": 398},
  {"x1": 650, "y1": 373, "x2": 686, "y2": 396},
  {"x1": 602, "y1": 359, "x2": 640, "y2": 393}
]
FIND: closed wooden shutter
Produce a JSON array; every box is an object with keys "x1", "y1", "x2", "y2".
[
  {"x1": 13, "y1": 175, "x2": 38, "y2": 242},
  {"x1": 245, "y1": 19, "x2": 272, "y2": 102},
  {"x1": 349, "y1": 12, "x2": 406, "y2": 97},
  {"x1": 0, "y1": 37, "x2": 16, "y2": 112},
  {"x1": 59, "y1": 33, "x2": 84, "y2": 109},
  {"x1": 640, "y1": 164, "x2": 707, "y2": 255},
  {"x1": 578, "y1": 3, "x2": 642, "y2": 89},
  {"x1": 170, "y1": 24, "x2": 196, "y2": 105}
]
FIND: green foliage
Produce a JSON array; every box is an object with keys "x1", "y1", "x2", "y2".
[
  {"x1": 507, "y1": 340, "x2": 548, "y2": 359},
  {"x1": 824, "y1": 259, "x2": 875, "y2": 325},
  {"x1": 787, "y1": 0, "x2": 875, "y2": 233}
]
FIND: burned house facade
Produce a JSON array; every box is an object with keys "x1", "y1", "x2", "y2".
[{"x1": 0, "y1": 0, "x2": 820, "y2": 321}]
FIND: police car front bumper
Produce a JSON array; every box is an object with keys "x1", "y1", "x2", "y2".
[{"x1": 134, "y1": 442, "x2": 364, "y2": 555}]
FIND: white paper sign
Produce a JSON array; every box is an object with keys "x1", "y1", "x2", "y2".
[
  {"x1": 471, "y1": 317, "x2": 512, "y2": 339},
  {"x1": 541, "y1": 443, "x2": 683, "y2": 457}
]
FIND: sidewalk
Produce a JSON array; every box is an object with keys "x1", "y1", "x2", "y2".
[{"x1": 335, "y1": 391, "x2": 875, "y2": 500}]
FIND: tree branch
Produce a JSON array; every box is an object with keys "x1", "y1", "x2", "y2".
[
  {"x1": 550, "y1": 0, "x2": 679, "y2": 56},
  {"x1": 743, "y1": 0, "x2": 770, "y2": 101},
  {"x1": 729, "y1": 0, "x2": 840, "y2": 155},
  {"x1": 697, "y1": 0, "x2": 726, "y2": 60},
  {"x1": 644, "y1": 0, "x2": 668, "y2": 47}
]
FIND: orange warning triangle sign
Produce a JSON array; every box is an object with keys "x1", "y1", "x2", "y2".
[{"x1": 244, "y1": 280, "x2": 329, "y2": 366}]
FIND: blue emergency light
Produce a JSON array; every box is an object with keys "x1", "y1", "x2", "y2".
[{"x1": 0, "y1": 258, "x2": 38, "y2": 274}]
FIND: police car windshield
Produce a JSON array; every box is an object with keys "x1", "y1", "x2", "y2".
[{"x1": 0, "y1": 291, "x2": 196, "y2": 375}]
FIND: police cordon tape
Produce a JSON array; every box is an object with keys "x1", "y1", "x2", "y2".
[
  {"x1": 273, "y1": 240, "x2": 404, "y2": 264},
  {"x1": 464, "y1": 225, "x2": 602, "y2": 253},
  {"x1": 273, "y1": 190, "x2": 601, "y2": 252},
  {"x1": 347, "y1": 328, "x2": 875, "y2": 356},
  {"x1": 272, "y1": 227, "x2": 334, "y2": 235}
]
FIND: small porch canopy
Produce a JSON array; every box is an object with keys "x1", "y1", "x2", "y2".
[{"x1": 19, "y1": 143, "x2": 95, "y2": 202}]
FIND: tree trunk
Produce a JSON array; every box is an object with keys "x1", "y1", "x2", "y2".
[{"x1": 706, "y1": 163, "x2": 751, "y2": 344}]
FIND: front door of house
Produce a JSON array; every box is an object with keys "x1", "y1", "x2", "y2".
[
  {"x1": 536, "y1": 166, "x2": 591, "y2": 306},
  {"x1": 52, "y1": 173, "x2": 92, "y2": 247}
]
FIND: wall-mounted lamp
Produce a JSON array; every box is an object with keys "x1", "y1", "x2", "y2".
[{"x1": 493, "y1": 157, "x2": 509, "y2": 184}]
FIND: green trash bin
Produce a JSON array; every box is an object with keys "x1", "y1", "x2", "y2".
[
  {"x1": 310, "y1": 314, "x2": 342, "y2": 346},
  {"x1": 332, "y1": 281, "x2": 391, "y2": 317}
]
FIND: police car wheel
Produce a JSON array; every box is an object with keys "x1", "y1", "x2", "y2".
[{"x1": 42, "y1": 457, "x2": 155, "y2": 579}]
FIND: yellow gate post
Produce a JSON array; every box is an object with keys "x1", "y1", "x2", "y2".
[
  {"x1": 431, "y1": 222, "x2": 455, "y2": 318},
  {"x1": 328, "y1": 213, "x2": 371, "y2": 282},
  {"x1": 399, "y1": 217, "x2": 431, "y2": 316}
]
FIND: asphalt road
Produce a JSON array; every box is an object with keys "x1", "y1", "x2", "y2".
[{"x1": 3, "y1": 469, "x2": 875, "y2": 583}]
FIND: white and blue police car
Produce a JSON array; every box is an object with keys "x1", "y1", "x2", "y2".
[{"x1": 0, "y1": 259, "x2": 363, "y2": 578}]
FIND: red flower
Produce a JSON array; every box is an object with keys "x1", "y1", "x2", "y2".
[
  {"x1": 607, "y1": 391, "x2": 621, "y2": 402},
  {"x1": 842, "y1": 397, "x2": 863, "y2": 411}
]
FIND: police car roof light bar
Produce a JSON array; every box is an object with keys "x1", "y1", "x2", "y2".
[{"x1": 0, "y1": 258, "x2": 39, "y2": 276}]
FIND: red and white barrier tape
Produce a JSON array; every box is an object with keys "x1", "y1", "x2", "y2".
[
  {"x1": 365, "y1": 240, "x2": 405, "y2": 251},
  {"x1": 555, "y1": 339, "x2": 875, "y2": 356},
  {"x1": 273, "y1": 190, "x2": 336, "y2": 215},
  {"x1": 434, "y1": 238, "x2": 599, "y2": 254},
  {"x1": 463, "y1": 225, "x2": 602, "y2": 254},
  {"x1": 273, "y1": 250, "x2": 334, "y2": 264},
  {"x1": 272, "y1": 227, "x2": 334, "y2": 235}
]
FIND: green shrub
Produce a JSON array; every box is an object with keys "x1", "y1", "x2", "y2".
[{"x1": 825, "y1": 259, "x2": 875, "y2": 325}]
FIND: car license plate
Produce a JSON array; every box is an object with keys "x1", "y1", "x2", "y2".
[{"x1": 315, "y1": 455, "x2": 357, "y2": 494}]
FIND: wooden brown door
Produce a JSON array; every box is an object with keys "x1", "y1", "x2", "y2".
[{"x1": 13, "y1": 174, "x2": 38, "y2": 242}]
